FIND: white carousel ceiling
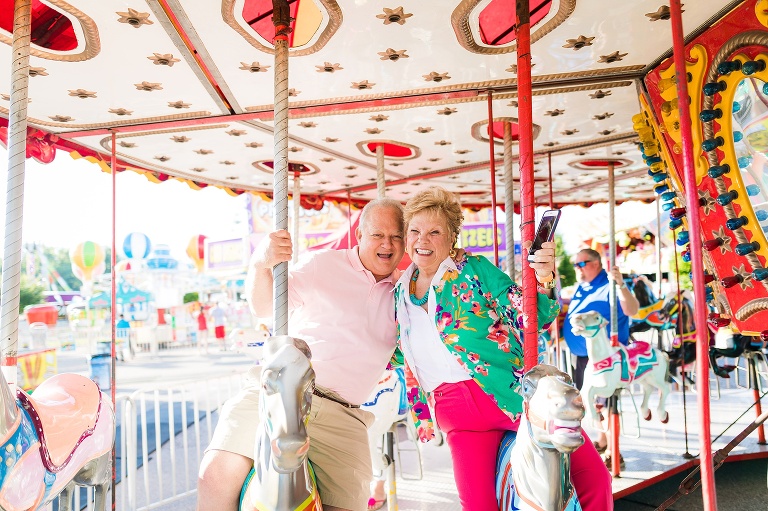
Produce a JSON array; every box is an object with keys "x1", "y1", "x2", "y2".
[{"x1": 0, "y1": 0, "x2": 736, "y2": 206}]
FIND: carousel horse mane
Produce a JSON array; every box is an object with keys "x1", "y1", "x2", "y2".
[
  {"x1": 240, "y1": 335, "x2": 321, "y2": 511},
  {"x1": 496, "y1": 364, "x2": 584, "y2": 511}
]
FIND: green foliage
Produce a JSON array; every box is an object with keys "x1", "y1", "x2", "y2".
[
  {"x1": 19, "y1": 276, "x2": 45, "y2": 313},
  {"x1": 183, "y1": 292, "x2": 199, "y2": 304},
  {"x1": 669, "y1": 251, "x2": 692, "y2": 290},
  {"x1": 555, "y1": 235, "x2": 576, "y2": 287}
]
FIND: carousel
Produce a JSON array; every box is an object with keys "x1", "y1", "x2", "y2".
[{"x1": 1, "y1": 1, "x2": 767, "y2": 510}]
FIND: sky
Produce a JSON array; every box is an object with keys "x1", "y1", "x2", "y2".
[{"x1": 0, "y1": 146, "x2": 660, "y2": 265}]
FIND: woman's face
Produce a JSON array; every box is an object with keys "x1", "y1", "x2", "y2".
[{"x1": 407, "y1": 210, "x2": 455, "y2": 275}]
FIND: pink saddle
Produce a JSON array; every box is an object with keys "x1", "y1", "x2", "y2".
[{"x1": 18, "y1": 373, "x2": 103, "y2": 472}]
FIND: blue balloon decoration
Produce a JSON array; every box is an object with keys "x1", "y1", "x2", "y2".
[{"x1": 123, "y1": 232, "x2": 152, "y2": 260}]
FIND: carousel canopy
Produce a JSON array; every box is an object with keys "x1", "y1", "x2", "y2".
[{"x1": 0, "y1": 0, "x2": 735, "y2": 207}]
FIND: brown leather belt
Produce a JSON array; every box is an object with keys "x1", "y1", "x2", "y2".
[{"x1": 312, "y1": 387, "x2": 360, "y2": 409}]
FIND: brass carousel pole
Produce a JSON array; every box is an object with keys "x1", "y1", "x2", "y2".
[
  {"x1": 376, "y1": 144, "x2": 386, "y2": 199},
  {"x1": 1, "y1": 0, "x2": 32, "y2": 388},
  {"x1": 607, "y1": 161, "x2": 622, "y2": 478},
  {"x1": 272, "y1": 0, "x2": 291, "y2": 336}
]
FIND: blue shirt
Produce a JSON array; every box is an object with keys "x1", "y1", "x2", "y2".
[{"x1": 563, "y1": 269, "x2": 629, "y2": 357}]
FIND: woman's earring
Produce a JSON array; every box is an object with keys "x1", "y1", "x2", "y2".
[{"x1": 449, "y1": 247, "x2": 457, "y2": 258}]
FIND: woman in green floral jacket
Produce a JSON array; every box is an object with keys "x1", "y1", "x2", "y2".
[{"x1": 391, "y1": 187, "x2": 611, "y2": 511}]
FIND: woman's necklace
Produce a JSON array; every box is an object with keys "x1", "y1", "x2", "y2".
[{"x1": 409, "y1": 269, "x2": 428, "y2": 306}]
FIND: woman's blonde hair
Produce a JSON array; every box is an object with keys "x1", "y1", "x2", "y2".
[{"x1": 404, "y1": 187, "x2": 464, "y2": 241}]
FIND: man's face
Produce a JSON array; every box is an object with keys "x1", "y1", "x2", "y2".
[
  {"x1": 573, "y1": 253, "x2": 601, "y2": 283},
  {"x1": 356, "y1": 207, "x2": 405, "y2": 281}
]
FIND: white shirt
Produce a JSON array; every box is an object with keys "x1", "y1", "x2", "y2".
[{"x1": 397, "y1": 260, "x2": 471, "y2": 393}]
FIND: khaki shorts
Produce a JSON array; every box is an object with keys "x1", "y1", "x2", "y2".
[{"x1": 208, "y1": 367, "x2": 375, "y2": 511}]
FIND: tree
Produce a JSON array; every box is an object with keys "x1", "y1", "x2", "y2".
[
  {"x1": 555, "y1": 235, "x2": 576, "y2": 287},
  {"x1": 19, "y1": 276, "x2": 45, "y2": 313},
  {"x1": 669, "y1": 251, "x2": 692, "y2": 291},
  {"x1": 183, "y1": 292, "x2": 199, "y2": 304}
]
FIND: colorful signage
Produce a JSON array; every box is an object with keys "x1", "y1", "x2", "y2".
[{"x1": 206, "y1": 238, "x2": 250, "y2": 272}]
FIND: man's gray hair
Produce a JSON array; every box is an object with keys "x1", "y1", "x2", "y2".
[
  {"x1": 577, "y1": 248, "x2": 602, "y2": 267},
  {"x1": 359, "y1": 198, "x2": 404, "y2": 232}
]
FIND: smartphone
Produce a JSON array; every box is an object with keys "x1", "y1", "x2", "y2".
[{"x1": 526, "y1": 209, "x2": 561, "y2": 262}]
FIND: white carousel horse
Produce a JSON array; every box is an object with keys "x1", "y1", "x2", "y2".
[
  {"x1": 362, "y1": 368, "x2": 408, "y2": 477},
  {"x1": 570, "y1": 310, "x2": 671, "y2": 423},
  {"x1": 0, "y1": 371, "x2": 114, "y2": 510},
  {"x1": 496, "y1": 364, "x2": 584, "y2": 511},
  {"x1": 239, "y1": 335, "x2": 321, "y2": 511}
]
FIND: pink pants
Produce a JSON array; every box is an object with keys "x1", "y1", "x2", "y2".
[{"x1": 433, "y1": 379, "x2": 613, "y2": 511}]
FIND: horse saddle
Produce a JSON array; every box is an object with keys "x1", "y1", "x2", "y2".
[{"x1": 18, "y1": 373, "x2": 102, "y2": 472}]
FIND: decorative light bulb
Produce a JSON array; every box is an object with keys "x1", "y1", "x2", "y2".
[
  {"x1": 720, "y1": 274, "x2": 744, "y2": 289},
  {"x1": 670, "y1": 207, "x2": 687, "y2": 220},
  {"x1": 742, "y1": 60, "x2": 766, "y2": 75},
  {"x1": 661, "y1": 191, "x2": 677, "y2": 201},
  {"x1": 733, "y1": 101, "x2": 742, "y2": 114},
  {"x1": 735, "y1": 241, "x2": 760, "y2": 256},
  {"x1": 645, "y1": 156, "x2": 662, "y2": 165},
  {"x1": 661, "y1": 98, "x2": 679, "y2": 114},
  {"x1": 702, "y1": 136, "x2": 725, "y2": 152},
  {"x1": 734, "y1": 131, "x2": 744, "y2": 142},
  {"x1": 655, "y1": 183, "x2": 670, "y2": 194},
  {"x1": 717, "y1": 61, "x2": 742, "y2": 75},
  {"x1": 746, "y1": 184, "x2": 760, "y2": 197},
  {"x1": 756, "y1": 209, "x2": 768, "y2": 222},
  {"x1": 662, "y1": 201, "x2": 677, "y2": 211},
  {"x1": 703, "y1": 238, "x2": 724, "y2": 251},
  {"x1": 752, "y1": 268, "x2": 768, "y2": 281},
  {"x1": 726, "y1": 216, "x2": 749, "y2": 230},
  {"x1": 702, "y1": 273, "x2": 716, "y2": 284},
  {"x1": 652, "y1": 172, "x2": 668, "y2": 183},
  {"x1": 708, "y1": 164, "x2": 730, "y2": 178},
  {"x1": 676, "y1": 231, "x2": 690, "y2": 245},
  {"x1": 763, "y1": 83, "x2": 768, "y2": 95},
  {"x1": 708, "y1": 313, "x2": 732, "y2": 327},
  {"x1": 699, "y1": 109, "x2": 723, "y2": 122},
  {"x1": 737, "y1": 156, "x2": 752, "y2": 168},
  {"x1": 761, "y1": 330, "x2": 768, "y2": 343},
  {"x1": 716, "y1": 190, "x2": 739, "y2": 206},
  {"x1": 682, "y1": 250, "x2": 691, "y2": 262},
  {"x1": 657, "y1": 76, "x2": 677, "y2": 92},
  {"x1": 703, "y1": 81, "x2": 727, "y2": 96},
  {"x1": 669, "y1": 218, "x2": 683, "y2": 230}
]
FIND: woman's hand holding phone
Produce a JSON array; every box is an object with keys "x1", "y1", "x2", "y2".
[{"x1": 524, "y1": 240, "x2": 557, "y2": 283}]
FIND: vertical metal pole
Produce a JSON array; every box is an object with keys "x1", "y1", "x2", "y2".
[
  {"x1": 516, "y1": 0, "x2": 538, "y2": 371},
  {"x1": 346, "y1": 191, "x2": 352, "y2": 248},
  {"x1": 503, "y1": 122, "x2": 515, "y2": 280},
  {"x1": 376, "y1": 144, "x2": 386, "y2": 199},
  {"x1": 656, "y1": 197, "x2": 663, "y2": 296},
  {"x1": 486, "y1": 95, "x2": 500, "y2": 268},
  {"x1": 547, "y1": 152, "x2": 554, "y2": 208},
  {"x1": 293, "y1": 172, "x2": 300, "y2": 264},
  {"x1": 110, "y1": 132, "x2": 118, "y2": 510},
  {"x1": 0, "y1": 0, "x2": 32, "y2": 386},
  {"x1": 385, "y1": 429, "x2": 398, "y2": 511},
  {"x1": 272, "y1": 0, "x2": 290, "y2": 336},
  {"x1": 669, "y1": 2, "x2": 717, "y2": 507},
  {"x1": 608, "y1": 162, "x2": 618, "y2": 344}
]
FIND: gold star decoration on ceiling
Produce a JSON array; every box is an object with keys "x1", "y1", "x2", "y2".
[
  {"x1": 455, "y1": 149, "x2": 470, "y2": 154},
  {"x1": 365, "y1": 128, "x2": 382, "y2": 134},
  {"x1": 288, "y1": 88, "x2": 301, "y2": 97},
  {"x1": 116, "y1": 8, "x2": 153, "y2": 28},
  {"x1": 168, "y1": 100, "x2": 191, "y2": 109},
  {"x1": 351, "y1": 80, "x2": 375, "y2": 90},
  {"x1": 370, "y1": 115, "x2": 389, "y2": 122},
  {"x1": 428, "y1": 158, "x2": 441, "y2": 162},
  {"x1": 135, "y1": 81, "x2": 163, "y2": 91},
  {"x1": 316, "y1": 62, "x2": 343, "y2": 73},
  {"x1": 298, "y1": 122, "x2": 317, "y2": 128},
  {"x1": 561, "y1": 129, "x2": 579, "y2": 136},
  {"x1": 148, "y1": 53, "x2": 180, "y2": 66},
  {"x1": 320, "y1": 157, "x2": 335, "y2": 162},
  {"x1": 593, "y1": 112, "x2": 614, "y2": 120},
  {"x1": 288, "y1": 146, "x2": 303, "y2": 152},
  {"x1": 456, "y1": 159, "x2": 470, "y2": 164},
  {"x1": 240, "y1": 61, "x2": 270, "y2": 73},
  {"x1": 731, "y1": 264, "x2": 753, "y2": 290},
  {"x1": 435, "y1": 140, "x2": 451, "y2": 146},
  {"x1": 416, "y1": 127, "x2": 433, "y2": 133},
  {"x1": 563, "y1": 35, "x2": 595, "y2": 50},
  {"x1": 598, "y1": 51, "x2": 628, "y2": 64},
  {"x1": 226, "y1": 176, "x2": 239, "y2": 180},
  {"x1": 191, "y1": 167, "x2": 206, "y2": 173},
  {"x1": 154, "y1": 155, "x2": 170, "y2": 162},
  {"x1": 226, "y1": 129, "x2": 246, "y2": 136},
  {"x1": 119, "y1": 141, "x2": 136, "y2": 148},
  {"x1": 437, "y1": 107, "x2": 457, "y2": 116},
  {"x1": 545, "y1": 109, "x2": 564, "y2": 116},
  {"x1": 712, "y1": 226, "x2": 733, "y2": 255},
  {"x1": 645, "y1": 5, "x2": 683, "y2": 22},
  {"x1": 589, "y1": 90, "x2": 611, "y2": 99},
  {"x1": 324, "y1": 137, "x2": 339, "y2": 143},
  {"x1": 220, "y1": 161, "x2": 235, "y2": 165},
  {"x1": 244, "y1": 142, "x2": 262, "y2": 148},
  {"x1": 542, "y1": 141, "x2": 559, "y2": 147},
  {"x1": 194, "y1": 149, "x2": 213, "y2": 155},
  {"x1": 49, "y1": 115, "x2": 73, "y2": 122},
  {"x1": 598, "y1": 129, "x2": 615, "y2": 136},
  {"x1": 109, "y1": 108, "x2": 133, "y2": 116},
  {"x1": 171, "y1": 136, "x2": 190, "y2": 143},
  {"x1": 68, "y1": 89, "x2": 97, "y2": 99},
  {"x1": 508, "y1": 101, "x2": 518, "y2": 107},
  {"x1": 29, "y1": 67, "x2": 48, "y2": 77},
  {"x1": 378, "y1": 48, "x2": 409, "y2": 61},
  {"x1": 423, "y1": 71, "x2": 450, "y2": 82},
  {"x1": 376, "y1": 7, "x2": 412, "y2": 25}
]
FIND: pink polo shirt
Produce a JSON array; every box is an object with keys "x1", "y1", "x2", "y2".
[{"x1": 287, "y1": 248, "x2": 397, "y2": 405}]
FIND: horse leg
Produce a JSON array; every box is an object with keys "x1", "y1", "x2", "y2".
[
  {"x1": 640, "y1": 382, "x2": 652, "y2": 421},
  {"x1": 655, "y1": 363, "x2": 671, "y2": 424},
  {"x1": 585, "y1": 384, "x2": 600, "y2": 426}
]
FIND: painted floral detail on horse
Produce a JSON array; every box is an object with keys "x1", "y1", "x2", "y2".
[{"x1": 392, "y1": 254, "x2": 560, "y2": 442}]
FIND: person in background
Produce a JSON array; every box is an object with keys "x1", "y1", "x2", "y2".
[
  {"x1": 209, "y1": 302, "x2": 227, "y2": 351},
  {"x1": 116, "y1": 314, "x2": 132, "y2": 358},
  {"x1": 392, "y1": 187, "x2": 612, "y2": 511},
  {"x1": 197, "y1": 198, "x2": 406, "y2": 511},
  {"x1": 196, "y1": 303, "x2": 209, "y2": 354},
  {"x1": 563, "y1": 248, "x2": 639, "y2": 459}
]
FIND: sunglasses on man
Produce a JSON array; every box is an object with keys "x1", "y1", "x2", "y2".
[{"x1": 573, "y1": 260, "x2": 593, "y2": 268}]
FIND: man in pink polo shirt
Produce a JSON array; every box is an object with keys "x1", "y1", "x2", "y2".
[{"x1": 197, "y1": 198, "x2": 405, "y2": 511}]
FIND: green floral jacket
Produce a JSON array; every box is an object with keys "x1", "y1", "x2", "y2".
[{"x1": 391, "y1": 254, "x2": 559, "y2": 442}]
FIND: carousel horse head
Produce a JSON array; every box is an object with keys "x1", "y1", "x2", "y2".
[
  {"x1": 497, "y1": 365, "x2": 584, "y2": 511},
  {"x1": 522, "y1": 365, "x2": 585, "y2": 453},
  {"x1": 569, "y1": 310, "x2": 607, "y2": 338},
  {"x1": 260, "y1": 336, "x2": 314, "y2": 473}
]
